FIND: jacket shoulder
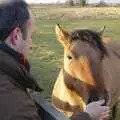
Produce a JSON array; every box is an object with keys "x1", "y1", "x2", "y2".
[{"x1": 0, "y1": 72, "x2": 41, "y2": 120}]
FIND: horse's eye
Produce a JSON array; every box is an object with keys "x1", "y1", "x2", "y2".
[{"x1": 67, "y1": 55, "x2": 72, "y2": 60}]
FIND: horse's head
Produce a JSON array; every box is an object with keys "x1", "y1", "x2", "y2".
[{"x1": 55, "y1": 24, "x2": 108, "y2": 94}]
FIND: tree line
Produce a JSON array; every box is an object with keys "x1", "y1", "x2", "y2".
[
  {"x1": 66, "y1": 0, "x2": 87, "y2": 6},
  {"x1": 65, "y1": 0, "x2": 110, "y2": 7}
]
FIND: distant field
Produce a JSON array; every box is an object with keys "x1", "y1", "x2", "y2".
[
  {"x1": 29, "y1": 6, "x2": 120, "y2": 119},
  {"x1": 31, "y1": 6, "x2": 120, "y2": 20}
]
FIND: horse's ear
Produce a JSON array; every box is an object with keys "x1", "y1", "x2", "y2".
[
  {"x1": 99, "y1": 26, "x2": 106, "y2": 36},
  {"x1": 55, "y1": 24, "x2": 70, "y2": 47}
]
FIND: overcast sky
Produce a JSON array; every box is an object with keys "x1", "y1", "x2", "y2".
[{"x1": 25, "y1": 0, "x2": 120, "y2": 3}]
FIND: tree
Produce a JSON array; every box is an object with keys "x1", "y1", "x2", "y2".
[
  {"x1": 74, "y1": 0, "x2": 87, "y2": 7},
  {"x1": 66, "y1": 0, "x2": 74, "y2": 6},
  {"x1": 96, "y1": 0, "x2": 107, "y2": 7},
  {"x1": 79, "y1": 0, "x2": 87, "y2": 7}
]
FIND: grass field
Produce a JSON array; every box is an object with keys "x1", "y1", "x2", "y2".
[{"x1": 29, "y1": 6, "x2": 120, "y2": 119}]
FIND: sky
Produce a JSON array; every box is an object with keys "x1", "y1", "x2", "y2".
[{"x1": 25, "y1": 0, "x2": 120, "y2": 4}]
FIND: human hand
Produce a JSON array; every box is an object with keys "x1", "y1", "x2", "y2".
[
  {"x1": 85, "y1": 100, "x2": 110, "y2": 120},
  {"x1": 99, "y1": 110, "x2": 111, "y2": 120}
]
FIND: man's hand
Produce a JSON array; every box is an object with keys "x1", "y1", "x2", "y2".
[{"x1": 85, "y1": 100, "x2": 110, "y2": 120}]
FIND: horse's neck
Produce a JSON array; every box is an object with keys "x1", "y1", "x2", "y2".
[
  {"x1": 103, "y1": 44, "x2": 120, "y2": 86},
  {"x1": 102, "y1": 44, "x2": 120, "y2": 100}
]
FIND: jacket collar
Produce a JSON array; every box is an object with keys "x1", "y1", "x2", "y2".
[
  {"x1": 0, "y1": 43, "x2": 30, "y2": 72},
  {"x1": 0, "y1": 44, "x2": 43, "y2": 92}
]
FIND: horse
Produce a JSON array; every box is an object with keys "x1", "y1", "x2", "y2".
[{"x1": 52, "y1": 24, "x2": 120, "y2": 119}]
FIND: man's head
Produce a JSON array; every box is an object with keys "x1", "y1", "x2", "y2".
[{"x1": 0, "y1": 0, "x2": 34, "y2": 57}]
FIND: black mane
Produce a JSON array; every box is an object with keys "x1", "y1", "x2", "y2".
[{"x1": 70, "y1": 29, "x2": 108, "y2": 57}]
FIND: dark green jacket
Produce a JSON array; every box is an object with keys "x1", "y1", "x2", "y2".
[
  {"x1": 0, "y1": 50, "x2": 42, "y2": 120},
  {"x1": 0, "y1": 47, "x2": 91, "y2": 120}
]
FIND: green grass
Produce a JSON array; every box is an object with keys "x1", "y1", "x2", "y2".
[{"x1": 29, "y1": 6, "x2": 120, "y2": 119}]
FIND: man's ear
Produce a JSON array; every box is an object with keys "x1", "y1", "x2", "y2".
[
  {"x1": 55, "y1": 24, "x2": 70, "y2": 48},
  {"x1": 9, "y1": 27, "x2": 22, "y2": 45}
]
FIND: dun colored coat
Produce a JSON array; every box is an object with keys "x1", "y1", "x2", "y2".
[{"x1": 52, "y1": 25, "x2": 120, "y2": 119}]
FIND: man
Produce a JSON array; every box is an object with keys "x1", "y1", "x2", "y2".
[{"x1": 0, "y1": 0, "x2": 110, "y2": 120}]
